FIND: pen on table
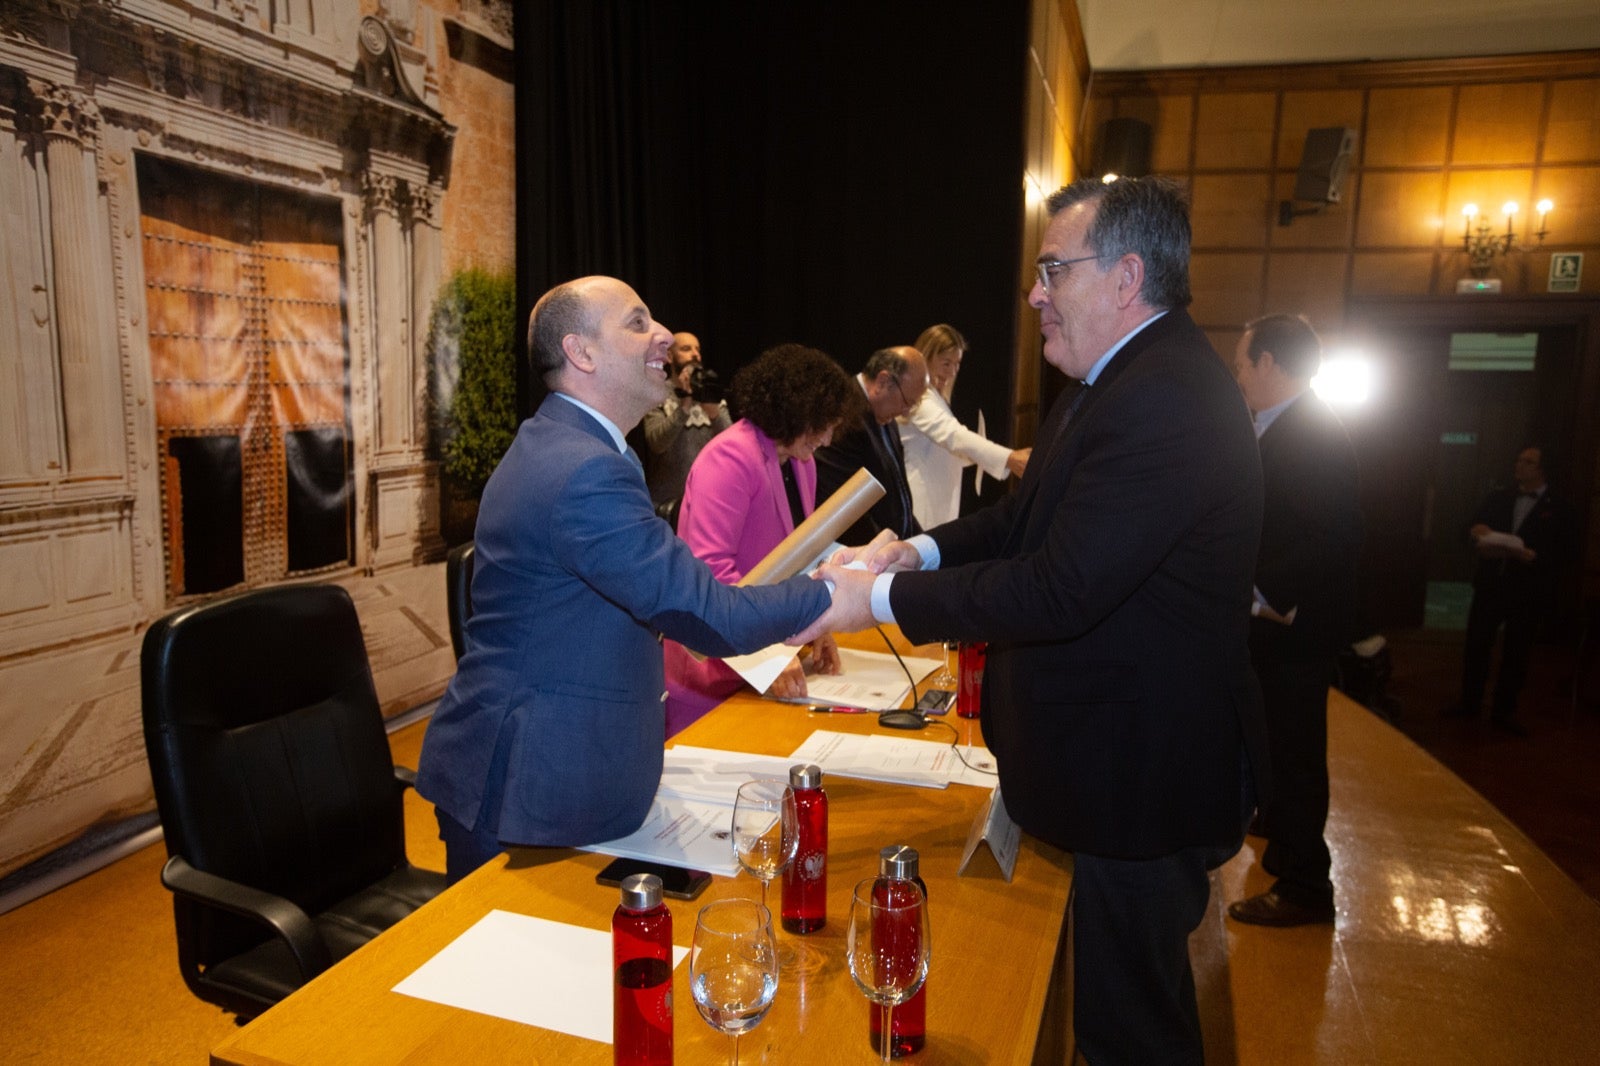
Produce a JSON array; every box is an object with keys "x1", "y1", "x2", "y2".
[{"x1": 803, "y1": 703, "x2": 875, "y2": 714}]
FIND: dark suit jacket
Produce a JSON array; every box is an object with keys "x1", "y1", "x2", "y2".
[
  {"x1": 1469, "y1": 485, "x2": 1576, "y2": 606},
  {"x1": 815, "y1": 408, "x2": 921, "y2": 544},
  {"x1": 1250, "y1": 392, "x2": 1363, "y2": 664},
  {"x1": 417, "y1": 394, "x2": 829, "y2": 848},
  {"x1": 890, "y1": 310, "x2": 1268, "y2": 860}
]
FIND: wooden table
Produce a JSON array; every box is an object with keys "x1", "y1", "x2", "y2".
[{"x1": 212, "y1": 633, "x2": 1072, "y2": 1065}]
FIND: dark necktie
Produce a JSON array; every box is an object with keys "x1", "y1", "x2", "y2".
[{"x1": 879, "y1": 421, "x2": 913, "y2": 533}]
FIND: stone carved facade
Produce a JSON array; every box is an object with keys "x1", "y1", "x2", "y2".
[{"x1": 0, "y1": 0, "x2": 511, "y2": 879}]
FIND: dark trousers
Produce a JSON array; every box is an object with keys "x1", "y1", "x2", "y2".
[
  {"x1": 436, "y1": 806, "x2": 503, "y2": 885},
  {"x1": 1255, "y1": 656, "x2": 1335, "y2": 909},
  {"x1": 1461, "y1": 580, "x2": 1537, "y2": 721},
  {"x1": 1072, "y1": 839, "x2": 1241, "y2": 1065}
]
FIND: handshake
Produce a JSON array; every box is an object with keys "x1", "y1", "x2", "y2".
[{"x1": 785, "y1": 530, "x2": 924, "y2": 646}]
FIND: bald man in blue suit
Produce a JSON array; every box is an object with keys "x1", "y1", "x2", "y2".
[{"x1": 417, "y1": 276, "x2": 832, "y2": 882}]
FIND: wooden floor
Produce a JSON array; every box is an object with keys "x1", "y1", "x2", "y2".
[{"x1": 3, "y1": 590, "x2": 1597, "y2": 1062}]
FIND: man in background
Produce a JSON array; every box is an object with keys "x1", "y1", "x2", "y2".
[
  {"x1": 1447, "y1": 445, "x2": 1576, "y2": 736},
  {"x1": 418, "y1": 278, "x2": 830, "y2": 883},
  {"x1": 814, "y1": 345, "x2": 928, "y2": 543},
  {"x1": 1227, "y1": 312, "x2": 1363, "y2": 928},
  {"x1": 643, "y1": 330, "x2": 731, "y2": 507},
  {"x1": 799, "y1": 177, "x2": 1266, "y2": 1063}
]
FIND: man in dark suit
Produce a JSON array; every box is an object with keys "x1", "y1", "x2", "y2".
[
  {"x1": 799, "y1": 177, "x2": 1266, "y2": 1063},
  {"x1": 814, "y1": 345, "x2": 928, "y2": 543},
  {"x1": 1448, "y1": 445, "x2": 1576, "y2": 736},
  {"x1": 417, "y1": 276, "x2": 831, "y2": 883},
  {"x1": 1226, "y1": 313, "x2": 1363, "y2": 927}
]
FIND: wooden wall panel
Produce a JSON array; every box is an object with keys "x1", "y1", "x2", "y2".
[
  {"x1": 1194, "y1": 91, "x2": 1276, "y2": 169},
  {"x1": 1351, "y1": 252, "x2": 1437, "y2": 296},
  {"x1": 1189, "y1": 252, "x2": 1264, "y2": 324},
  {"x1": 1355, "y1": 171, "x2": 1447, "y2": 248},
  {"x1": 1538, "y1": 166, "x2": 1600, "y2": 245},
  {"x1": 1190, "y1": 173, "x2": 1272, "y2": 248},
  {"x1": 1545, "y1": 79, "x2": 1600, "y2": 164},
  {"x1": 1365, "y1": 86, "x2": 1453, "y2": 167},
  {"x1": 1264, "y1": 252, "x2": 1348, "y2": 329},
  {"x1": 1452, "y1": 82, "x2": 1545, "y2": 165},
  {"x1": 1277, "y1": 90, "x2": 1364, "y2": 169}
]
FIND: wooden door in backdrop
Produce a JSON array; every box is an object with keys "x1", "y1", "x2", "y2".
[{"x1": 139, "y1": 156, "x2": 353, "y2": 599}]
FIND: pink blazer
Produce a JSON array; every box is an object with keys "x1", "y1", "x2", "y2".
[{"x1": 665, "y1": 419, "x2": 817, "y2": 734}]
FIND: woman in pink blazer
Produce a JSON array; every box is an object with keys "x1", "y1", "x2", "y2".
[{"x1": 664, "y1": 344, "x2": 864, "y2": 735}]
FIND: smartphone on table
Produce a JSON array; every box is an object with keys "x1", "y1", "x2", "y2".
[{"x1": 595, "y1": 857, "x2": 713, "y2": 900}]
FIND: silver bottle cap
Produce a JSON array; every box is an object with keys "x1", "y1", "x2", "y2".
[
  {"x1": 789, "y1": 763, "x2": 823, "y2": 789},
  {"x1": 621, "y1": 872, "x2": 663, "y2": 911},
  {"x1": 878, "y1": 844, "x2": 920, "y2": 880}
]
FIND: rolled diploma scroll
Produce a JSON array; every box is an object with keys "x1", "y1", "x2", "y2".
[{"x1": 736, "y1": 468, "x2": 886, "y2": 586}]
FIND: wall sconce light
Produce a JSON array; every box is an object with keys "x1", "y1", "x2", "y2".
[{"x1": 1461, "y1": 199, "x2": 1552, "y2": 278}]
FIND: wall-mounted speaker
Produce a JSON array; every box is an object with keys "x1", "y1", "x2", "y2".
[
  {"x1": 1292, "y1": 127, "x2": 1356, "y2": 204},
  {"x1": 1092, "y1": 117, "x2": 1152, "y2": 181}
]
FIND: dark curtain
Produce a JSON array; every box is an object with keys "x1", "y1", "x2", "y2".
[{"x1": 514, "y1": 0, "x2": 1033, "y2": 484}]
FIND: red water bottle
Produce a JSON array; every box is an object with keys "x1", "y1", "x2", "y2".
[
  {"x1": 782, "y1": 763, "x2": 828, "y2": 933},
  {"x1": 956, "y1": 642, "x2": 988, "y2": 718},
  {"x1": 868, "y1": 845, "x2": 927, "y2": 1057},
  {"x1": 613, "y1": 873, "x2": 673, "y2": 1065}
]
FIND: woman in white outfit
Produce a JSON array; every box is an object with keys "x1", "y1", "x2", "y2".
[{"x1": 899, "y1": 323, "x2": 1030, "y2": 529}]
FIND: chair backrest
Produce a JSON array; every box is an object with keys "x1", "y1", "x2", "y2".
[
  {"x1": 445, "y1": 540, "x2": 475, "y2": 660},
  {"x1": 141, "y1": 584, "x2": 404, "y2": 968}
]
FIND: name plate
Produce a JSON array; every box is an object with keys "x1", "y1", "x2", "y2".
[{"x1": 957, "y1": 784, "x2": 1020, "y2": 881}]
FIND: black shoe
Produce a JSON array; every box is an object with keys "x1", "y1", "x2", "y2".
[
  {"x1": 1490, "y1": 716, "x2": 1530, "y2": 738},
  {"x1": 1227, "y1": 890, "x2": 1334, "y2": 927}
]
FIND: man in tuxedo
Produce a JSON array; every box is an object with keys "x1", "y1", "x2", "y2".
[
  {"x1": 417, "y1": 277, "x2": 832, "y2": 883},
  {"x1": 1448, "y1": 445, "x2": 1576, "y2": 735},
  {"x1": 798, "y1": 177, "x2": 1266, "y2": 1063},
  {"x1": 1226, "y1": 313, "x2": 1362, "y2": 928},
  {"x1": 815, "y1": 345, "x2": 928, "y2": 543}
]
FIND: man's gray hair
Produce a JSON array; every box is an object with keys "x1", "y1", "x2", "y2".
[{"x1": 1045, "y1": 176, "x2": 1192, "y2": 311}]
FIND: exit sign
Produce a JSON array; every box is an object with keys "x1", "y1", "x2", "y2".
[{"x1": 1549, "y1": 253, "x2": 1583, "y2": 293}]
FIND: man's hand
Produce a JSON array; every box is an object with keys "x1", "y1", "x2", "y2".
[
  {"x1": 768, "y1": 657, "x2": 809, "y2": 699},
  {"x1": 1006, "y1": 448, "x2": 1031, "y2": 478},
  {"x1": 828, "y1": 529, "x2": 922, "y2": 574},
  {"x1": 786, "y1": 564, "x2": 878, "y2": 645},
  {"x1": 804, "y1": 633, "x2": 842, "y2": 675}
]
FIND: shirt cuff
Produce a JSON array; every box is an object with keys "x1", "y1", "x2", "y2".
[
  {"x1": 907, "y1": 533, "x2": 940, "y2": 570},
  {"x1": 871, "y1": 573, "x2": 897, "y2": 624}
]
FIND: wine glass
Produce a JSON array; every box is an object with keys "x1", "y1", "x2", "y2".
[
  {"x1": 690, "y1": 899, "x2": 779, "y2": 1066},
  {"x1": 732, "y1": 779, "x2": 798, "y2": 914},
  {"x1": 931, "y1": 641, "x2": 957, "y2": 689},
  {"x1": 846, "y1": 876, "x2": 931, "y2": 1063}
]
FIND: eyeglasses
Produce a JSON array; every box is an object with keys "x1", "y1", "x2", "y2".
[{"x1": 1036, "y1": 254, "x2": 1106, "y2": 291}]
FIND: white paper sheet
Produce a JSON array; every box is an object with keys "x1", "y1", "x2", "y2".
[
  {"x1": 655, "y1": 746, "x2": 798, "y2": 806},
  {"x1": 393, "y1": 910, "x2": 688, "y2": 1042},
  {"x1": 788, "y1": 729, "x2": 997, "y2": 790},
  {"x1": 579, "y1": 795, "x2": 742, "y2": 876},
  {"x1": 789, "y1": 647, "x2": 943, "y2": 710}
]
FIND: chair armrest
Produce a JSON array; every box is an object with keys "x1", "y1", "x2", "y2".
[
  {"x1": 393, "y1": 765, "x2": 417, "y2": 790},
  {"x1": 161, "y1": 855, "x2": 332, "y2": 978}
]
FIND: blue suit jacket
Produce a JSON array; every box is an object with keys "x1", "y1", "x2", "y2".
[{"x1": 417, "y1": 394, "x2": 830, "y2": 847}]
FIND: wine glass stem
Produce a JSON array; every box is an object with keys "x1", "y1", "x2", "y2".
[
  {"x1": 759, "y1": 877, "x2": 769, "y2": 913},
  {"x1": 731, "y1": 1030, "x2": 740, "y2": 1066},
  {"x1": 881, "y1": 1002, "x2": 894, "y2": 1062}
]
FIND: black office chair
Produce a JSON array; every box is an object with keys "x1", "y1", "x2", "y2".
[
  {"x1": 654, "y1": 496, "x2": 682, "y2": 532},
  {"x1": 445, "y1": 540, "x2": 475, "y2": 660},
  {"x1": 140, "y1": 584, "x2": 446, "y2": 1020}
]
